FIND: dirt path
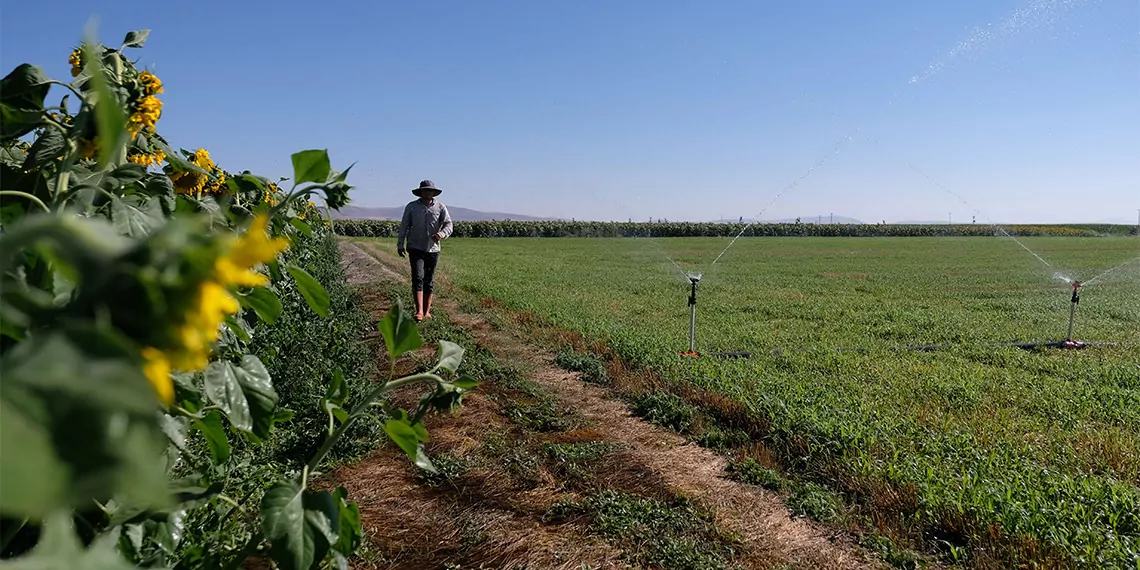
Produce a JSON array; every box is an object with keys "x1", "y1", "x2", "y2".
[{"x1": 333, "y1": 239, "x2": 884, "y2": 570}]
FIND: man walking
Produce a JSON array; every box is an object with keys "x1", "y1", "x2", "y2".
[{"x1": 397, "y1": 180, "x2": 454, "y2": 322}]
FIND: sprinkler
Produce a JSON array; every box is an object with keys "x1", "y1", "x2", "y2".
[
  {"x1": 1061, "y1": 281, "x2": 1086, "y2": 349},
  {"x1": 681, "y1": 273, "x2": 701, "y2": 357}
]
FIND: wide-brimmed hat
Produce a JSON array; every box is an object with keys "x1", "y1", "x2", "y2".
[{"x1": 412, "y1": 179, "x2": 442, "y2": 197}]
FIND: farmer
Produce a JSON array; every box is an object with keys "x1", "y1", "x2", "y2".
[{"x1": 396, "y1": 180, "x2": 453, "y2": 322}]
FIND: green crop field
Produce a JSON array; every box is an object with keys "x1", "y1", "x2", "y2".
[{"x1": 359, "y1": 235, "x2": 1140, "y2": 568}]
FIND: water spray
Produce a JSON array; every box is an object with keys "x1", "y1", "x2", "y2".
[{"x1": 681, "y1": 273, "x2": 702, "y2": 357}]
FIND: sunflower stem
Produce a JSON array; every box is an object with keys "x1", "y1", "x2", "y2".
[{"x1": 0, "y1": 191, "x2": 50, "y2": 213}]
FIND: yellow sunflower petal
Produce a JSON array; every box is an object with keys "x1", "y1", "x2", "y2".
[{"x1": 140, "y1": 347, "x2": 174, "y2": 406}]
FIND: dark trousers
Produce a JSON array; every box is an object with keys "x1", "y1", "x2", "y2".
[{"x1": 408, "y1": 248, "x2": 439, "y2": 295}]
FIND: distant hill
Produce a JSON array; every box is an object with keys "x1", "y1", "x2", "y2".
[{"x1": 333, "y1": 205, "x2": 558, "y2": 222}]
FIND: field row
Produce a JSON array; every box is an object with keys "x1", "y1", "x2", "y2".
[{"x1": 365, "y1": 235, "x2": 1140, "y2": 568}]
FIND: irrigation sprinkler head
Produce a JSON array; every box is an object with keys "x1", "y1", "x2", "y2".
[{"x1": 686, "y1": 275, "x2": 701, "y2": 306}]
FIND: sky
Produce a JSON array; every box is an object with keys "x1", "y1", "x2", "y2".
[{"x1": 2, "y1": 0, "x2": 1138, "y2": 224}]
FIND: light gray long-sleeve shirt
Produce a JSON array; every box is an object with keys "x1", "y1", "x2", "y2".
[{"x1": 396, "y1": 199, "x2": 453, "y2": 253}]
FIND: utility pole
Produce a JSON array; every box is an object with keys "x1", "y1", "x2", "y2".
[
  {"x1": 830, "y1": 212, "x2": 834, "y2": 224},
  {"x1": 949, "y1": 212, "x2": 952, "y2": 225}
]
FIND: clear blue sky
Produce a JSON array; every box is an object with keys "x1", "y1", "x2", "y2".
[{"x1": 2, "y1": 0, "x2": 1137, "y2": 223}]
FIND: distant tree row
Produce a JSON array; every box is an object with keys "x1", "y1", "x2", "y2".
[{"x1": 334, "y1": 219, "x2": 1137, "y2": 238}]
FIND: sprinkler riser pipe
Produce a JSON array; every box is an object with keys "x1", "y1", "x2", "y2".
[
  {"x1": 1066, "y1": 283, "x2": 1080, "y2": 341},
  {"x1": 689, "y1": 303, "x2": 696, "y2": 353},
  {"x1": 684, "y1": 276, "x2": 699, "y2": 355},
  {"x1": 1066, "y1": 301, "x2": 1076, "y2": 341}
]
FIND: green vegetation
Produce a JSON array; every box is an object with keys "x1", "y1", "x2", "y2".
[
  {"x1": 727, "y1": 458, "x2": 784, "y2": 491},
  {"x1": 360, "y1": 235, "x2": 1140, "y2": 568},
  {"x1": 0, "y1": 33, "x2": 477, "y2": 569},
  {"x1": 554, "y1": 348, "x2": 609, "y2": 384},
  {"x1": 546, "y1": 490, "x2": 741, "y2": 570},
  {"x1": 632, "y1": 393, "x2": 698, "y2": 433}
]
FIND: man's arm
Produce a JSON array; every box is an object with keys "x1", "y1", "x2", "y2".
[
  {"x1": 397, "y1": 203, "x2": 411, "y2": 251},
  {"x1": 438, "y1": 204, "x2": 453, "y2": 239}
]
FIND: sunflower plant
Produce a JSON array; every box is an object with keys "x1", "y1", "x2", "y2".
[{"x1": 0, "y1": 29, "x2": 476, "y2": 569}]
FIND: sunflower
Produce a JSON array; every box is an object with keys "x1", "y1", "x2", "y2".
[
  {"x1": 170, "y1": 148, "x2": 216, "y2": 195},
  {"x1": 203, "y1": 171, "x2": 228, "y2": 195},
  {"x1": 128, "y1": 95, "x2": 163, "y2": 136},
  {"x1": 127, "y1": 149, "x2": 166, "y2": 168},
  {"x1": 69, "y1": 48, "x2": 82, "y2": 77},
  {"x1": 141, "y1": 214, "x2": 290, "y2": 404},
  {"x1": 78, "y1": 138, "x2": 99, "y2": 160},
  {"x1": 138, "y1": 71, "x2": 164, "y2": 96}
]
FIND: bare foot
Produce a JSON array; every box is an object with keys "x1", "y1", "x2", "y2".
[
  {"x1": 424, "y1": 312, "x2": 433, "y2": 320},
  {"x1": 414, "y1": 313, "x2": 424, "y2": 322}
]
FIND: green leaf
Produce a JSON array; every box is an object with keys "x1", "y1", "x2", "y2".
[
  {"x1": 159, "y1": 413, "x2": 189, "y2": 451},
  {"x1": 85, "y1": 43, "x2": 127, "y2": 168},
  {"x1": 331, "y1": 487, "x2": 362, "y2": 557},
  {"x1": 201, "y1": 357, "x2": 280, "y2": 440},
  {"x1": 324, "y1": 369, "x2": 349, "y2": 406},
  {"x1": 286, "y1": 264, "x2": 329, "y2": 318},
  {"x1": 330, "y1": 162, "x2": 355, "y2": 184},
  {"x1": 432, "y1": 340, "x2": 465, "y2": 375},
  {"x1": 145, "y1": 174, "x2": 175, "y2": 198},
  {"x1": 224, "y1": 315, "x2": 252, "y2": 342},
  {"x1": 0, "y1": 395, "x2": 67, "y2": 519},
  {"x1": 261, "y1": 480, "x2": 340, "y2": 570},
  {"x1": 411, "y1": 421, "x2": 429, "y2": 443},
  {"x1": 273, "y1": 408, "x2": 295, "y2": 426},
  {"x1": 234, "y1": 355, "x2": 280, "y2": 439},
  {"x1": 239, "y1": 286, "x2": 282, "y2": 324},
  {"x1": 237, "y1": 173, "x2": 268, "y2": 190},
  {"x1": 23, "y1": 127, "x2": 66, "y2": 168},
  {"x1": 169, "y1": 478, "x2": 224, "y2": 508},
  {"x1": 322, "y1": 370, "x2": 348, "y2": 434},
  {"x1": 377, "y1": 297, "x2": 423, "y2": 361},
  {"x1": 0, "y1": 64, "x2": 50, "y2": 142},
  {"x1": 121, "y1": 29, "x2": 150, "y2": 48},
  {"x1": 193, "y1": 411, "x2": 231, "y2": 465},
  {"x1": 153, "y1": 141, "x2": 206, "y2": 175},
  {"x1": 0, "y1": 513, "x2": 138, "y2": 569},
  {"x1": 414, "y1": 446, "x2": 437, "y2": 473},
  {"x1": 0, "y1": 331, "x2": 169, "y2": 519},
  {"x1": 384, "y1": 418, "x2": 436, "y2": 473},
  {"x1": 383, "y1": 418, "x2": 418, "y2": 458},
  {"x1": 203, "y1": 361, "x2": 252, "y2": 433},
  {"x1": 290, "y1": 216, "x2": 312, "y2": 237},
  {"x1": 453, "y1": 375, "x2": 479, "y2": 391},
  {"x1": 110, "y1": 196, "x2": 164, "y2": 237},
  {"x1": 111, "y1": 162, "x2": 147, "y2": 183},
  {"x1": 290, "y1": 149, "x2": 331, "y2": 185}
]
